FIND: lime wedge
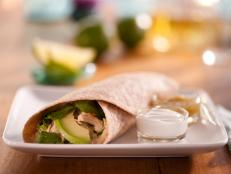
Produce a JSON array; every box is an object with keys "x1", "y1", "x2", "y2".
[{"x1": 32, "y1": 38, "x2": 96, "y2": 71}]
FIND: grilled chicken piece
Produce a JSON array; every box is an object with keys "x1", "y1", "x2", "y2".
[
  {"x1": 47, "y1": 122, "x2": 58, "y2": 133},
  {"x1": 77, "y1": 113, "x2": 104, "y2": 133}
]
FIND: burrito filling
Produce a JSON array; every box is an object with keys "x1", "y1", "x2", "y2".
[{"x1": 36, "y1": 100, "x2": 105, "y2": 144}]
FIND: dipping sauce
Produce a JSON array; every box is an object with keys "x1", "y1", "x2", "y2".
[
  {"x1": 151, "y1": 90, "x2": 202, "y2": 124},
  {"x1": 136, "y1": 106, "x2": 188, "y2": 142}
]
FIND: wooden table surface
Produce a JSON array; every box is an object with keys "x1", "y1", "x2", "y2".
[{"x1": 1, "y1": 4, "x2": 231, "y2": 174}]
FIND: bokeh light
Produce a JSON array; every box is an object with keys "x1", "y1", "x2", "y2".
[
  {"x1": 152, "y1": 36, "x2": 170, "y2": 53},
  {"x1": 135, "y1": 13, "x2": 152, "y2": 30},
  {"x1": 202, "y1": 50, "x2": 216, "y2": 66}
]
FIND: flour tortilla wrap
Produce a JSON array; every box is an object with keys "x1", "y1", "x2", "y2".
[{"x1": 23, "y1": 72, "x2": 178, "y2": 144}]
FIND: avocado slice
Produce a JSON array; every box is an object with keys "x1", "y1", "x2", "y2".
[{"x1": 54, "y1": 112, "x2": 91, "y2": 144}]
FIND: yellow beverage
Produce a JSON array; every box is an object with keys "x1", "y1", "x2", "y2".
[{"x1": 140, "y1": 12, "x2": 220, "y2": 55}]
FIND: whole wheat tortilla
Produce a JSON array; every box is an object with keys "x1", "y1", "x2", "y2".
[{"x1": 23, "y1": 72, "x2": 178, "y2": 144}]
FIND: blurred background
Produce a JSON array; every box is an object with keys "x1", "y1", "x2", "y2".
[{"x1": 0, "y1": 0, "x2": 231, "y2": 106}]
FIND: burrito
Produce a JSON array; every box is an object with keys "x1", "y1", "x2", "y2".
[{"x1": 23, "y1": 72, "x2": 178, "y2": 144}]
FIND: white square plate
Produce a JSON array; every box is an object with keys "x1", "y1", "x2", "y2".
[{"x1": 2, "y1": 86, "x2": 228, "y2": 157}]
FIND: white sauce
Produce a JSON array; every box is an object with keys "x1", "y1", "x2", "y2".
[{"x1": 136, "y1": 108, "x2": 188, "y2": 139}]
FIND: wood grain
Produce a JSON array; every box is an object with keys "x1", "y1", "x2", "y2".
[{"x1": 1, "y1": 4, "x2": 231, "y2": 174}]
